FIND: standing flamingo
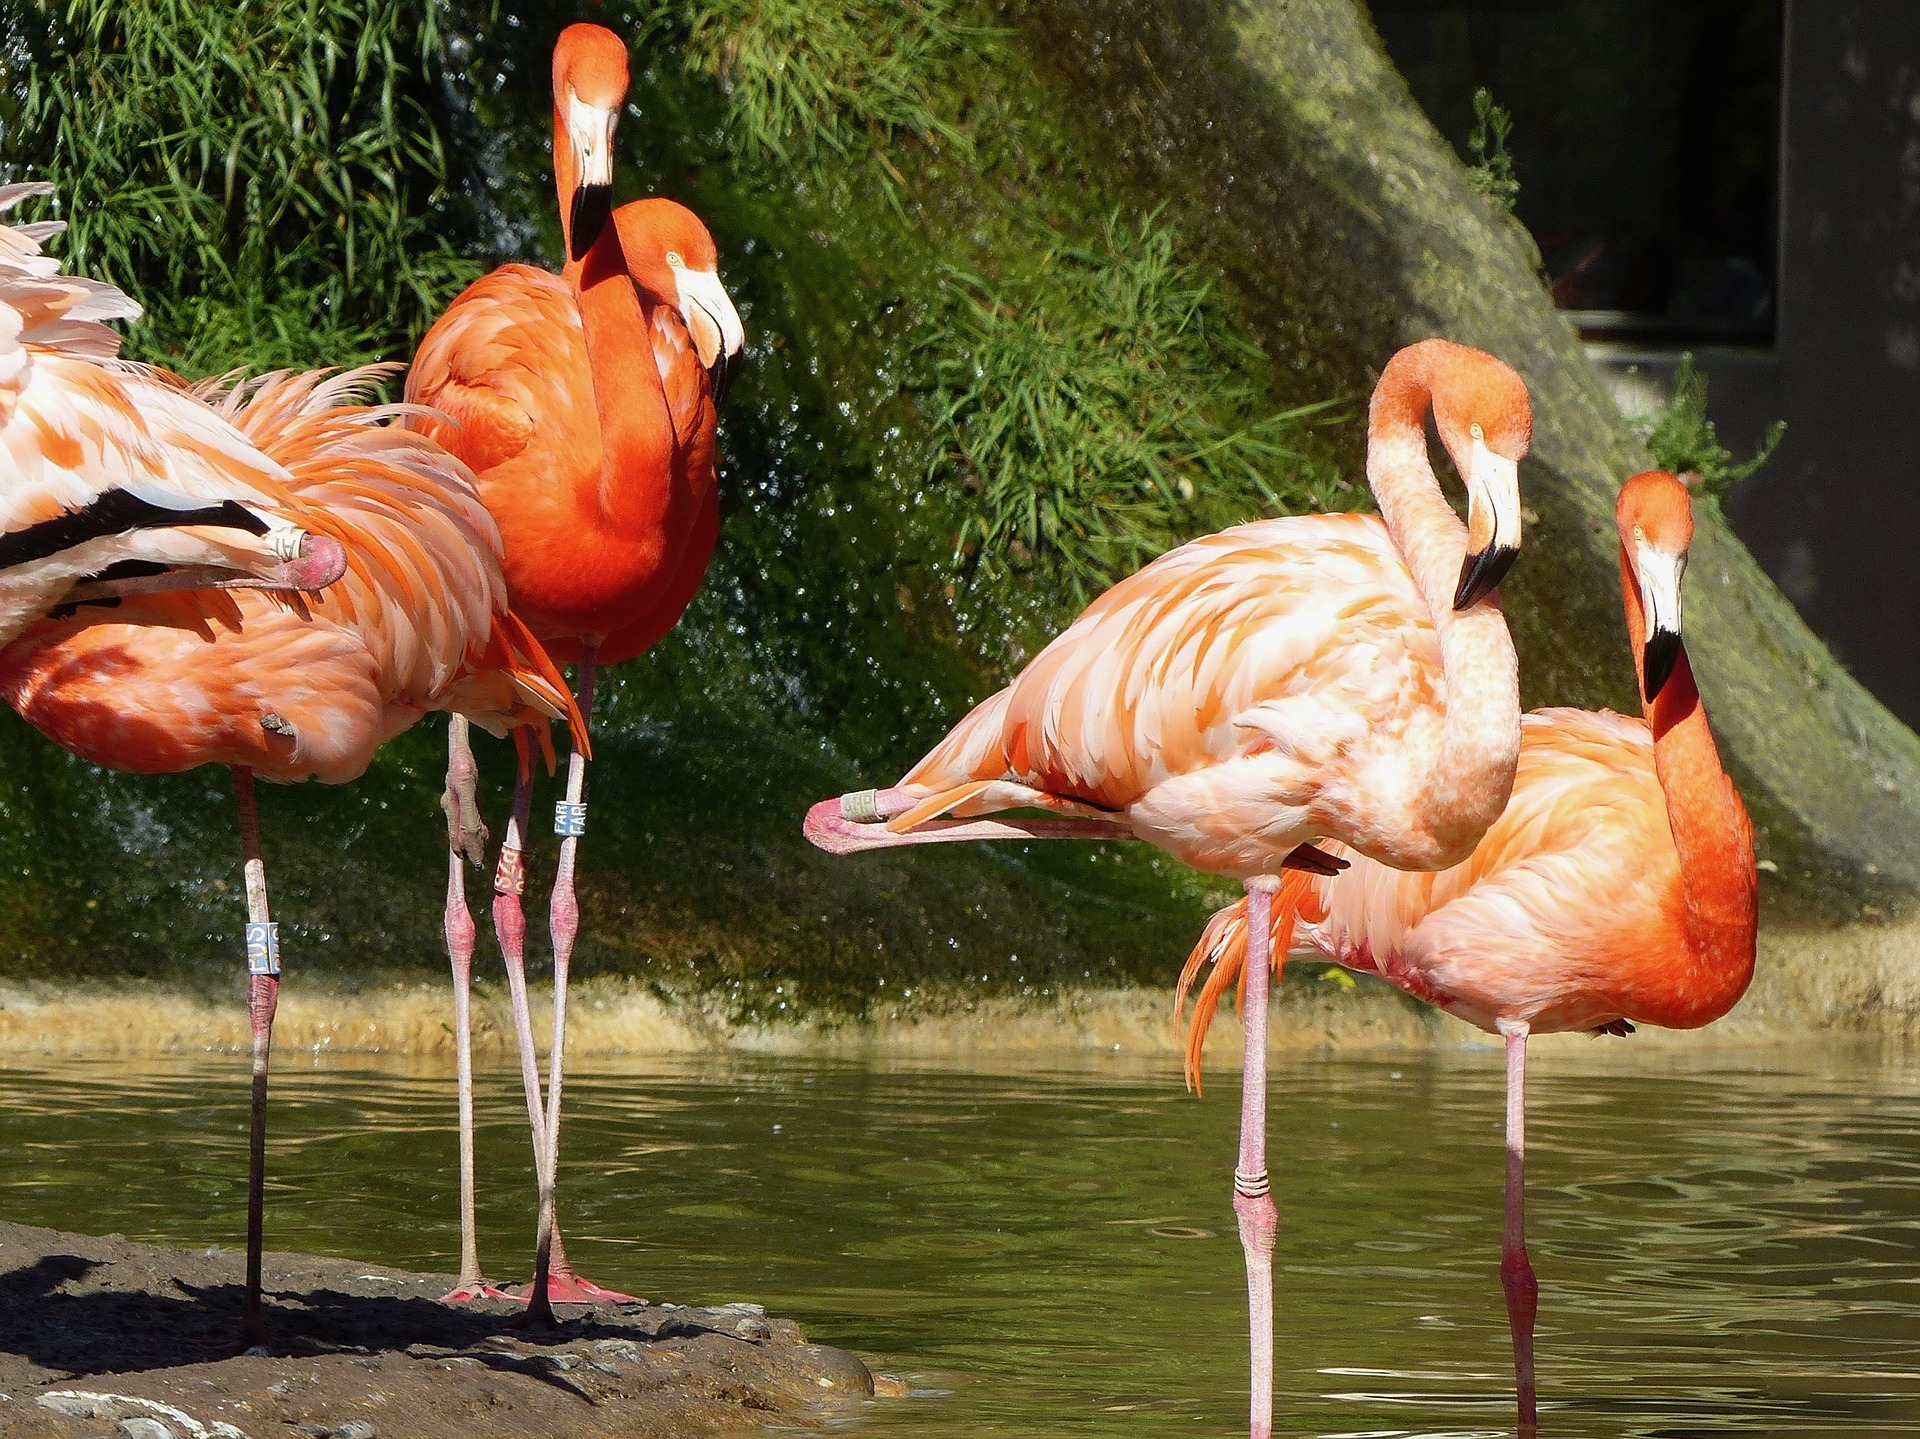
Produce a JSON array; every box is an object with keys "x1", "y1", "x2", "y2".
[
  {"x1": 0, "y1": 183, "x2": 347, "y2": 635},
  {"x1": 806, "y1": 338, "x2": 1533, "y2": 1439},
  {"x1": 0, "y1": 366, "x2": 585, "y2": 1346},
  {"x1": 1177, "y1": 469, "x2": 1758, "y2": 1432},
  {"x1": 406, "y1": 20, "x2": 742, "y2": 1320}
]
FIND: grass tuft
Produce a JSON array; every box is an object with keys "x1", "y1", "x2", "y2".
[
  {"x1": 926, "y1": 211, "x2": 1346, "y2": 600},
  {"x1": 664, "y1": 0, "x2": 979, "y2": 171},
  {"x1": 1638, "y1": 353, "x2": 1784, "y2": 505}
]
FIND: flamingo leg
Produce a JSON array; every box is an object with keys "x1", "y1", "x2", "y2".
[
  {"x1": 1499, "y1": 1018, "x2": 1539, "y2": 1434},
  {"x1": 441, "y1": 716, "x2": 490, "y2": 1303},
  {"x1": 1234, "y1": 875, "x2": 1281, "y2": 1439},
  {"x1": 529, "y1": 643, "x2": 640, "y2": 1311},
  {"x1": 488, "y1": 743, "x2": 558, "y2": 1317},
  {"x1": 232, "y1": 766, "x2": 279, "y2": 1350}
]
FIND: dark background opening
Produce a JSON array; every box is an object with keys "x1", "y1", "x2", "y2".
[{"x1": 1370, "y1": 0, "x2": 1784, "y2": 346}]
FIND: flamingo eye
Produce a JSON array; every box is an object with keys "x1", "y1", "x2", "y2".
[
  {"x1": 1469, "y1": 422, "x2": 1484, "y2": 442},
  {"x1": 665, "y1": 250, "x2": 684, "y2": 268}
]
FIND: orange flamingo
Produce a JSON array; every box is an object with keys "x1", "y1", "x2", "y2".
[
  {"x1": 406, "y1": 21, "x2": 742, "y2": 1318},
  {"x1": 806, "y1": 338, "x2": 1533, "y2": 1439},
  {"x1": 0, "y1": 366, "x2": 585, "y2": 1346},
  {"x1": 1178, "y1": 470, "x2": 1758, "y2": 1433},
  {"x1": 0, "y1": 183, "x2": 347, "y2": 637}
]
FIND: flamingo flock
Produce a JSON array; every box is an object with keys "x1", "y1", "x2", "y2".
[{"x1": 0, "y1": 15, "x2": 1760, "y2": 1436}]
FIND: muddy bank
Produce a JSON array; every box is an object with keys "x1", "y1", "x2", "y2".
[
  {"x1": 0, "y1": 912, "x2": 1913, "y2": 1062},
  {"x1": 0, "y1": 1220, "x2": 880, "y2": 1438}
]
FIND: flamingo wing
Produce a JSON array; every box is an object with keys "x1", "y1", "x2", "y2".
[
  {"x1": 901, "y1": 512, "x2": 1444, "y2": 872},
  {"x1": 1, "y1": 366, "x2": 586, "y2": 785},
  {"x1": 1303, "y1": 708, "x2": 1679, "y2": 1030},
  {"x1": 405, "y1": 265, "x2": 592, "y2": 476},
  {"x1": 0, "y1": 186, "x2": 341, "y2": 637}
]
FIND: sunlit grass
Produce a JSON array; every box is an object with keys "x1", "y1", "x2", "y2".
[
  {"x1": 667, "y1": 0, "x2": 978, "y2": 168},
  {"x1": 0, "y1": 0, "x2": 479, "y2": 372},
  {"x1": 927, "y1": 212, "x2": 1347, "y2": 599}
]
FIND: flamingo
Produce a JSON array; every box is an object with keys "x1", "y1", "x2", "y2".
[
  {"x1": 805, "y1": 338, "x2": 1533, "y2": 1439},
  {"x1": 0, "y1": 366, "x2": 586, "y2": 1347},
  {"x1": 405, "y1": 21, "x2": 742, "y2": 1320},
  {"x1": 0, "y1": 183, "x2": 347, "y2": 637},
  {"x1": 1177, "y1": 469, "x2": 1758, "y2": 1432}
]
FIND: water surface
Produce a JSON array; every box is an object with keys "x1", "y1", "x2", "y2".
[{"x1": 2, "y1": 1044, "x2": 1919, "y2": 1436}]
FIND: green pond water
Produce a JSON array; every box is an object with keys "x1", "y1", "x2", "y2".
[{"x1": 3, "y1": 1044, "x2": 1920, "y2": 1436}]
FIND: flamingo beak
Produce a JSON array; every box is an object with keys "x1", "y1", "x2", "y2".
[
  {"x1": 61, "y1": 530, "x2": 348, "y2": 606},
  {"x1": 566, "y1": 95, "x2": 618, "y2": 260},
  {"x1": 674, "y1": 264, "x2": 745, "y2": 406},
  {"x1": 1636, "y1": 539, "x2": 1687, "y2": 700},
  {"x1": 1454, "y1": 433, "x2": 1522, "y2": 610}
]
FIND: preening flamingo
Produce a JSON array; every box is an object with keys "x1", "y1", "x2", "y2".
[
  {"x1": 0, "y1": 184, "x2": 347, "y2": 638},
  {"x1": 406, "y1": 21, "x2": 743, "y2": 1318},
  {"x1": 1178, "y1": 469, "x2": 1758, "y2": 1432},
  {"x1": 806, "y1": 338, "x2": 1533, "y2": 1439},
  {"x1": 0, "y1": 366, "x2": 586, "y2": 1346}
]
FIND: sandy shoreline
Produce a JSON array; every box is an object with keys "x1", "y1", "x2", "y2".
[{"x1": 0, "y1": 913, "x2": 1912, "y2": 1064}]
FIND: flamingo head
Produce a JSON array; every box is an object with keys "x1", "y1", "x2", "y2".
[
  {"x1": 552, "y1": 24, "x2": 630, "y2": 260},
  {"x1": 1426, "y1": 345, "x2": 1532, "y2": 610},
  {"x1": 1618, "y1": 469, "x2": 1695, "y2": 701},
  {"x1": 616, "y1": 198, "x2": 746, "y2": 405}
]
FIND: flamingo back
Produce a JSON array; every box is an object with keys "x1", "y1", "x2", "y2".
[
  {"x1": 0, "y1": 367, "x2": 583, "y2": 784},
  {"x1": 0, "y1": 185, "x2": 337, "y2": 640},
  {"x1": 1179, "y1": 708, "x2": 1686, "y2": 1050},
  {"x1": 901, "y1": 512, "x2": 1449, "y2": 876}
]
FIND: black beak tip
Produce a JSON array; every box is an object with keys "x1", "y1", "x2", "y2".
[
  {"x1": 568, "y1": 183, "x2": 614, "y2": 261},
  {"x1": 1453, "y1": 544, "x2": 1520, "y2": 611},
  {"x1": 1643, "y1": 628, "x2": 1683, "y2": 701},
  {"x1": 709, "y1": 350, "x2": 738, "y2": 408}
]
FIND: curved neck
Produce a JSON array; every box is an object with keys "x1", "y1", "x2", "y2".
[
  {"x1": 1365, "y1": 351, "x2": 1520, "y2": 862},
  {"x1": 1619, "y1": 543, "x2": 1758, "y2": 1020},
  {"x1": 550, "y1": 105, "x2": 674, "y2": 532}
]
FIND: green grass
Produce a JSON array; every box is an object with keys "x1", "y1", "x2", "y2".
[
  {"x1": 927, "y1": 211, "x2": 1345, "y2": 599},
  {"x1": 0, "y1": 0, "x2": 480, "y2": 372},
  {"x1": 665, "y1": 0, "x2": 978, "y2": 170}
]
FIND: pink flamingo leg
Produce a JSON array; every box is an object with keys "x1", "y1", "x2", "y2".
[
  {"x1": 441, "y1": 716, "x2": 491, "y2": 1303},
  {"x1": 488, "y1": 747, "x2": 559, "y2": 1317},
  {"x1": 1234, "y1": 875, "x2": 1281, "y2": 1439},
  {"x1": 530, "y1": 643, "x2": 640, "y2": 1310},
  {"x1": 232, "y1": 767, "x2": 279, "y2": 1349},
  {"x1": 1499, "y1": 1019, "x2": 1539, "y2": 1434}
]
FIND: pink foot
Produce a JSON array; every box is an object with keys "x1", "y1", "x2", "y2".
[
  {"x1": 439, "y1": 1281, "x2": 496, "y2": 1305},
  {"x1": 489, "y1": 1272, "x2": 645, "y2": 1306}
]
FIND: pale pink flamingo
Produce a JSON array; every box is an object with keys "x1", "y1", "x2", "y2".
[
  {"x1": 1178, "y1": 469, "x2": 1758, "y2": 1432},
  {"x1": 0, "y1": 367, "x2": 584, "y2": 1345},
  {"x1": 407, "y1": 21, "x2": 742, "y2": 1318},
  {"x1": 806, "y1": 338, "x2": 1533, "y2": 1439}
]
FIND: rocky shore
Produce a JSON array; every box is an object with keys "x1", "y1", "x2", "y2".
[{"x1": 0, "y1": 1222, "x2": 882, "y2": 1438}]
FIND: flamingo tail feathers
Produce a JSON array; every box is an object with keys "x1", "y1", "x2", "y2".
[{"x1": 1175, "y1": 871, "x2": 1321, "y2": 1096}]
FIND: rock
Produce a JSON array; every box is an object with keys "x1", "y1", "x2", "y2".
[
  {"x1": 872, "y1": 1373, "x2": 914, "y2": 1398},
  {"x1": 792, "y1": 1344, "x2": 876, "y2": 1396},
  {"x1": 118, "y1": 1422, "x2": 175, "y2": 1439},
  {"x1": 591, "y1": 1339, "x2": 642, "y2": 1365},
  {"x1": 332, "y1": 1424, "x2": 377, "y2": 1439}
]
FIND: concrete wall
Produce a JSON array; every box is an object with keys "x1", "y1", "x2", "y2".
[{"x1": 1596, "y1": 1, "x2": 1920, "y2": 726}]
